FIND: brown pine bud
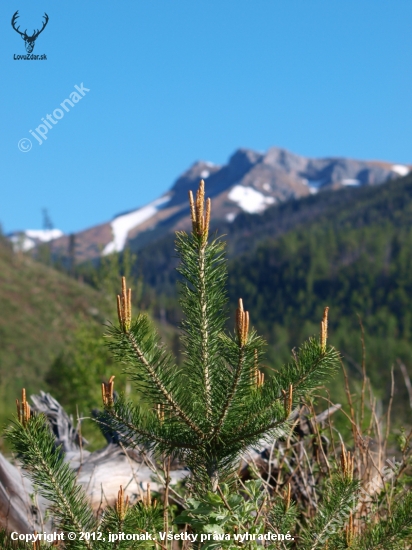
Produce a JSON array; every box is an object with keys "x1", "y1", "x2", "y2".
[
  {"x1": 282, "y1": 384, "x2": 293, "y2": 417},
  {"x1": 102, "y1": 375, "x2": 115, "y2": 408},
  {"x1": 188, "y1": 180, "x2": 211, "y2": 244},
  {"x1": 236, "y1": 298, "x2": 250, "y2": 347},
  {"x1": 320, "y1": 306, "x2": 329, "y2": 352},
  {"x1": 284, "y1": 482, "x2": 292, "y2": 511},
  {"x1": 116, "y1": 485, "x2": 129, "y2": 520},
  {"x1": 340, "y1": 445, "x2": 354, "y2": 480},
  {"x1": 16, "y1": 388, "x2": 31, "y2": 426},
  {"x1": 117, "y1": 277, "x2": 132, "y2": 333}
]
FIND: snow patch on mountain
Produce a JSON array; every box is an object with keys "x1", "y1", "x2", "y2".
[
  {"x1": 391, "y1": 165, "x2": 410, "y2": 177},
  {"x1": 228, "y1": 185, "x2": 275, "y2": 214},
  {"x1": 25, "y1": 229, "x2": 64, "y2": 242},
  {"x1": 9, "y1": 229, "x2": 64, "y2": 252},
  {"x1": 200, "y1": 170, "x2": 210, "y2": 179},
  {"x1": 305, "y1": 179, "x2": 323, "y2": 194},
  {"x1": 103, "y1": 196, "x2": 170, "y2": 255}
]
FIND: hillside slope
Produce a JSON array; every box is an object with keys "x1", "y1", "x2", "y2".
[
  {"x1": 227, "y1": 172, "x2": 412, "y2": 417},
  {"x1": 0, "y1": 238, "x2": 115, "y2": 426},
  {"x1": 228, "y1": 171, "x2": 412, "y2": 327}
]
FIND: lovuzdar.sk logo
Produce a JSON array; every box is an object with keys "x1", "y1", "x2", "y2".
[{"x1": 11, "y1": 10, "x2": 49, "y2": 60}]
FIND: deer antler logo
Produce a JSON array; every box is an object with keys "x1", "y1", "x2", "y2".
[{"x1": 11, "y1": 11, "x2": 49, "y2": 54}]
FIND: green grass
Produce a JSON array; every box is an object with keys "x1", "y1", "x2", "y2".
[{"x1": 0, "y1": 239, "x2": 116, "y2": 443}]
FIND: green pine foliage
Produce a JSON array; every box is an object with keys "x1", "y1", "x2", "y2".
[
  {"x1": 6, "y1": 413, "x2": 96, "y2": 549},
  {"x1": 299, "y1": 473, "x2": 360, "y2": 550},
  {"x1": 103, "y1": 181, "x2": 339, "y2": 492},
  {"x1": 4, "y1": 405, "x2": 163, "y2": 549},
  {"x1": 354, "y1": 490, "x2": 412, "y2": 549}
]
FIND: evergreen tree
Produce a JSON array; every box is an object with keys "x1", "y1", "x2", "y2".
[{"x1": 102, "y1": 180, "x2": 340, "y2": 492}]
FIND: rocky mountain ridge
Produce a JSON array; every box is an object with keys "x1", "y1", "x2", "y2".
[{"x1": 10, "y1": 146, "x2": 411, "y2": 262}]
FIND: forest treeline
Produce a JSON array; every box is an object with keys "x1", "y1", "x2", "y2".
[{"x1": 227, "y1": 173, "x2": 412, "y2": 419}]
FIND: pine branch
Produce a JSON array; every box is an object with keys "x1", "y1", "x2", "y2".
[
  {"x1": 212, "y1": 301, "x2": 259, "y2": 440},
  {"x1": 211, "y1": 345, "x2": 245, "y2": 439},
  {"x1": 187, "y1": 182, "x2": 214, "y2": 420},
  {"x1": 99, "y1": 490, "x2": 163, "y2": 550},
  {"x1": 299, "y1": 474, "x2": 359, "y2": 550},
  {"x1": 106, "y1": 318, "x2": 205, "y2": 440},
  {"x1": 225, "y1": 419, "x2": 288, "y2": 449},
  {"x1": 198, "y1": 241, "x2": 212, "y2": 420},
  {"x1": 5, "y1": 413, "x2": 95, "y2": 550},
  {"x1": 177, "y1": 232, "x2": 229, "y2": 425},
  {"x1": 102, "y1": 395, "x2": 199, "y2": 451},
  {"x1": 233, "y1": 341, "x2": 339, "y2": 435},
  {"x1": 126, "y1": 330, "x2": 205, "y2": 439},
  {"x1": 356, "y1": 489, "x2": 412, "y2": 549}
]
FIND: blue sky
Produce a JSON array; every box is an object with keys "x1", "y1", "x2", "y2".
[{"x1": 2, "y1": 1, "x2": 411, "y2": 234}]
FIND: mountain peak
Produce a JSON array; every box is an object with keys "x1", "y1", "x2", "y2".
[
  {"x1": 263, "y1": 147, "x2": 308, "y2": 172},
  {"x1": 228, "y1": 148, "x2": 263, "y2": 175},
  {"x1": 15, "y1": 146, "x2": 411, "y2": 262}
]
